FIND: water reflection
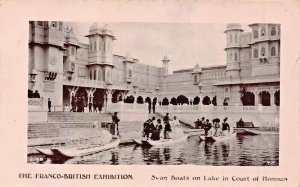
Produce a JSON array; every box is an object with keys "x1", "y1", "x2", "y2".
[{"x1": 28, "y1": 134, "x2": 279, "y2": 166}]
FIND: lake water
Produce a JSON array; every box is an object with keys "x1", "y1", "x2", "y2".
[{"x1": 29, "y1": 134, "x2": 279, "y2": 166}]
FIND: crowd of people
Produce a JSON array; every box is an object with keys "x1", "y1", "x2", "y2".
[
  {"x1": 194, "y1": 117, "x2": 231, "y2": 137},
  {"x1": 69, "y1": 96, "x2": 103, "y2": 113},
  {"x1": 142, "y1": 113, "x2": 180, "y2": 141}
]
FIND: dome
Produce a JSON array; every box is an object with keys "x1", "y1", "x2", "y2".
[
  {"x1": 88, "y1": 22, "x2": 114, "y2": 38},
  {"x1": 224, "y1": 23, "x2": 244, "y2": 33},
  {"x1": 162, "y1": 56, "x2": 170, "y2": 62}
]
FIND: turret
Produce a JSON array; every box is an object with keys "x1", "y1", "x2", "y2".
[
  {"x1": 162, "y1": 56, "x2": 170, "y2": 75},
  {"x1": 224, "y1": 24, "x2": 243, "y2": 78},
  {"x1": 85, "y1": 23, "x2": 116, "y2": 83}
]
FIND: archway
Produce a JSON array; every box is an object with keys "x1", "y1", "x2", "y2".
[
  {"x1": 136, "y1": 96, "x2": 144, "y2": 104},
  {"x1": 274, "y1": 90, "x2": 280, "y2": 106},
  {"x1": 153, "y1": 97, "x2": 157, "y2": 104},
  {"x1": 145, "y1": 97, "x2": 151, "y2": 104},
  {"x1": 202, "y1": 96, "x2": 211, "y2": 105},
  {"x1": 124, "y1": 95, "x2": 134, "y2": 103},
  {"x1": 170, "y1": 97, "x2": 177, "y2": 105},
  {"x1": 112, "y1": 90, "x2": 123, "y2": 103},
  {"x1": 177, "y1": 95, "x2": 189, "y2": 105},
  {"x1": 162, "y1": 97, "x2": 169, "y2": 105},
  {"x1": 193, "y1": 96, "x2": 200, "y2": 105},
  {"x1": 242, "y1": 92, "x2": 255, "y2": 106},
  {"x1": 259, "y1": 91, "x2": 270, "y2": 106}
]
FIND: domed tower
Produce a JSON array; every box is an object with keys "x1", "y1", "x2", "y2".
[
  {"x1": 224, "y1": 23, "x2": 243, "y2": 78},
  {"x1": 85, "y1": 23, "x2": 116, "y2": 83},
  {"x1": 162, "y1": 56, "x2": 170, "y2": 75}
]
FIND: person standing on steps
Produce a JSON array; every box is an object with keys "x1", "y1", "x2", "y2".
[
  {"x1": 112, "y1": 112, "x2": 120, "y2": 136},
  {"x1": 152, "y1": 100, "x2": 156, "y2": 114},
  {"x1": 148, "y1": 101, "x2": 152, "y2": 114},
  {"x1": 48, "y1": 98, "x2": 51, "y2": 112}
]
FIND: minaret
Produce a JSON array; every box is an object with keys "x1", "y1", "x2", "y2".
[
  {"x1": 162, "y1": 56, "x2": 170, "y2": 75},
  {"x1": 85, "y1": 23, "x2": 116, "y2": 83},
  {"x1": 224, "y1": 23, "x2": 243, "y2": 78}
]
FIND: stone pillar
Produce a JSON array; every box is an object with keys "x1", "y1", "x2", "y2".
[
  {"x1": 105, "y1": 89, "x2": 114, "y2": 111},
  {"x1": 68, "y1": 86, "x2": 79, "y2": 107},
  {"x1": 254, "y1": 91, "x2": 259, "y2": 106},
  {"x1": 85, "y1": 88, "x2": 96, "y2": 105},
  {"x1": 270, "y1": 90, "x2": 275, "y2": 106}
]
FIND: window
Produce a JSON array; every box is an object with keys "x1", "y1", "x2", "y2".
[
  {"x1": 71, "y1": 63, "x2": 75, "y2": 71},
  {"x1": 261, "y1": 27, "x2": 265, "y2": 36},
  {"x1": 37, "y1": 21, "x2": 43, "y2": 27},
  {"x1": 51, "y1": 21, "x2": 57, "y2": 28},
  {"x1": 98, "y1": 70, "x2": 102, "y2": 81},
  {"x1": 253, "y1": 30, "x2": 258, "y2": 39},
  {"x1": 90, "y1": 71, "x2": 92, "y2": 80},
  {"x1": 103, "y1": 43, "x2": 106, "y2": 52},
  {"x1": 234, "y1": 53, "x2": 238, "y2": 61},
  {"x1": 230, "y1": 53, "x2": 233, "y2": 61},
  {"x1": 128, "y1": 69, "x2": 132, "y2": 78},
  {"x1": 89, "y1": 42, "x2": 92, "y2": 51},
  {"x1": 194, "y1": 75, "x2": 198, "y2": 83},
  {"x1": 235, "y1": 34, "x2": 237, "y2": 43},
  {"x1": 253, "y1": 49, "x2": 258, "y2": 58},
  {"x1": 271, "y1": 27, "x2": 276, "y2": 36},
  {"x1": 229, "y1": 34, "x2": 232, "y2": 43},
  {"x1": 261, "y1": 47, "x2": 265, "y2": 57},
  {"x1": 78, "y1": 68, "x2": 85, "y2": 77},
  {"x1": 94, "y1": 42, "x2": 97, "y2": 51},
  {"x1": 94, "y1": 70, "x2": 97, "y2": 80},
  {"x1": 71, "y1": 47, "x2": 75, "y2": 56},
  {"x1": 99, "y1": 41, "x2": 102, "y2": 51},
  {"x1": 271, "y1": 47, "x2": 276, "y2": 56}
]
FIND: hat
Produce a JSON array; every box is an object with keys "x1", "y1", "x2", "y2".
[
  {"x1": 157, "y1": 119, "x2": 161, "y2": 122},
  {"x1": 201, "y1": 117, "x2": 205, "y2": 120}
]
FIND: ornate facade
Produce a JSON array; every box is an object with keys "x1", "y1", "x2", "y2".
[{"x1": 28, "y1": 22, "x2": 280, "y2": 112}]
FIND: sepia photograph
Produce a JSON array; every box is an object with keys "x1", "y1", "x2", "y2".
[{"x1": 27, "y1": 21, "x2": 280, "y2": 165}]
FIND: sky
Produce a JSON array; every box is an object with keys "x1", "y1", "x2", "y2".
[{"x1": 68, "y1": 22, "x2": 250, "y2": 73}]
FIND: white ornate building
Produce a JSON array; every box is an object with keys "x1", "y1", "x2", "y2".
[{"x1": 28, "y1": 22, "x2": 280, "y2": 124}]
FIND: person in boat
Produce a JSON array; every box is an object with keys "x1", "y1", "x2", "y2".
[
  {"x1": 204, "y1": 119, "x2": 212, "y2": 136},
  {"x1": 164, "y1": 119, "x2": 172, "y2": 139},
  {"x1": 222, "y1": 117, "x2": 231, "y2": 136},
  {"x1": 172, "y1": 116, "x2": 180, "y2": 129},
  {"x1": 151, "y1": 119, "x2": 162, "y2": 140},
  {"x1": 237, "y1": 118, "x2": 244, "y2": 128},
  {"x1": 112, "y1": 112, "x2": 120, "y2": 136},
  {"x1": 213, "y1": 118, "x2": 221, "y2": 137},
  {"x1": 194, "y1": 119, "x2": 201, "y2": 129},
  {"x1": 143, "y1": 117, "x2": 156, "y2": 140},
  {"x1": 200, "y1": 117, "x2": 205, "y2": 129},
  {"x1": 163, "y1": 113, "x2": 170, "y2": 125}
]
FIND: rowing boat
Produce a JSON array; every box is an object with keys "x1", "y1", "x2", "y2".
[
  {"x1": 35, "y1": 148, "x2": 54, "y2": 157},
  {"x1": 183, "y1": 129, "x2": 205, "y2": 136},
  {"x1": 132, "y1": 138, "x2": 149, "y2": 146},
  {"x1": 233, "y1": 127, "x2": 259, "y2": 134},
  {"x1": 145, "y1": 135, "x2": 188, "y2": 146},
  {"x1": 199, "y1": 132, "x2": 237, "y2": 142},
  {"x1": 51, "y1": 138, "x2": 120, "y2": 158},
  {"x1": 243, "y1": 128, "x2": 279, "y2": 135}
]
